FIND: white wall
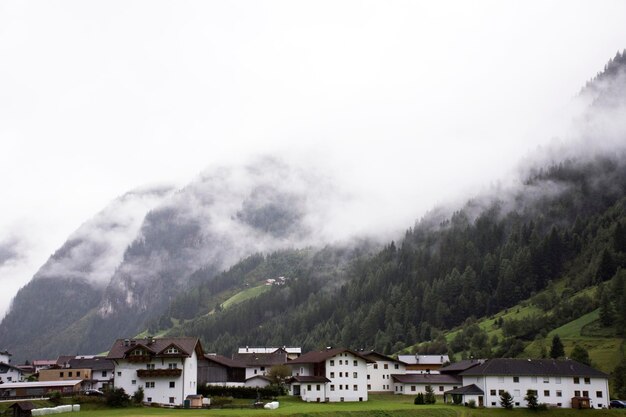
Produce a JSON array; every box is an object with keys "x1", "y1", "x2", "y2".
[
  {"x1": 0, "y1": 367, "x2": 21, "y2": 383},
  {"x1": 393, "y1": 381, "x2": 459, "y2": 395},
  {"x1": 468, "y1": 374, "x2": 610, "y2": 409},
  {"x1": 324, "y1": 352, "x2": 368, "y2": 402},
  {"x1": 367, "y1": 360, "x2": 404, "y2": 392}
]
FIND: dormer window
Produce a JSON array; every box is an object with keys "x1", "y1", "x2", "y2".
[
  {"x1": 131, "y1": 349, "x2": 146, "y2": 356},
  {"x1": 165, "y1": 347, "x2": 179, "y2": 354}
]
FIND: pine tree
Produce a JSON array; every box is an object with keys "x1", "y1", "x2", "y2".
[
  {"x1": 570, "y1": 344, "x2": 591, "y2": 366},
  {"x1": 524, "y1": 389, "x2": 539, "y2": 410},
  {"x1": 424, "y1": 385, "x2": 436, "y2": 404},
  {"x1": 500, "y1": 390, "x2": 514, "y2": 409},
  {"x1": 599, "y1": 292, "x2": 616, "y2": 327},
  {"x1": 550, "y1": 334, "x2": 565, "y2": 359}
]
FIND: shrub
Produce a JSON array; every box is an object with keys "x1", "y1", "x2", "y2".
[
  {"x1": 199, "y1": 385, "x2": 283, "y2": 399},
  {"x1": 132, "y1": 386, "x2": 144, "y2": 404},
  {"x1": 424, "y1": 386, "x2": 436, "y2": 404},
  {"x1": 48, "y1": 390, "x2": 62, "y2": 405},
  {"x1": 209, "y1": 396, "x2": 233, "y2": 407},
  {"x1": 467, "y1": 399, "x2": 476, "y2": 408},
  {"x1": 414, "y1": 393, "x2": 425, "y2": 405},
  {"x1": 500, "y1": 390, "x2": 514, "y2": 409},
  {"x1": 106, "y1": 387, "x2": 131, "y2": 407}
]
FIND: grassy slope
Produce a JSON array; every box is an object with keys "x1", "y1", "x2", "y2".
[{"x1": 221, "y1": 284, "x2": 271, "y2": 310}]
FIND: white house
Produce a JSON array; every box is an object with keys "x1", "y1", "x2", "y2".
[
  {"x1": 361, "y1": 351, "x2": 406, "y2": 392},
  {"x1": 397, "y1": 354, "x2": 449, "y2": 374},
  {"x1": 0, "y1": 362, "x2": 23, "y2": 383},
  {"x1": 232, "y1": 349, "x2": 289, "y2": 380},
  {"x1": 106, "y1": 337, "x2": 203, "y2": 406},
  {"x1": 447, "y1": 358, "x2": 610, "y2": 409},
  {"x1": 0, "y1": 350, "x2": 11, "y2": 364},
  {"x1": 391, "y1": 373, "x2": 461, "y2": 395},
  {"x1": 287, "y1": 348, "x2": 373, "y2": 402}
]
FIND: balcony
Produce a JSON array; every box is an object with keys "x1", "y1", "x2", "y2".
[{"x1": 136, "y1": 369, "x2": 182, "y2": 378}]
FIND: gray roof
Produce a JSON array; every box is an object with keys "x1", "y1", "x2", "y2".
[
  {"x1": 391, "y1": 373, "x2": 461, "y2": 384},
  {"x1": 460, "y1": 358, "x2": 608, "y2": 378},
  {"x1": 106, "y1": 337, "x2": 202, "y2": 360},
  {"x1": 289, "y1": 348, "x2": 375, "y2": 365},
  {"x1": 361, "y1": 351, "x2": 406, "y2": 365},
  {"x1": 204, "y1": 354, "x2": 246, "y2": 369},
  {"x1": 289, "y1": 375, "x2": 331, "y2": 383},
  {"x1": 232, "y1": 351, "x2": 288, "y2": 367},
  {"x1": 444, "y1": 384, "x2": 484, "y2": 395},
  {"x1": 68, "y1": 356, "x2": 113, "y2": 371},
  {"x1": 439, "y1": 359, "x2": 484, "y2": 374}
]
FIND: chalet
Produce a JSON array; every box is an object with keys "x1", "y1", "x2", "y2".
[
  {"x1": 447, "y1": 358, "x2": 610, "y2": 409},
  {"x1": 287, "y1": 348, "x2": 373, "y2": 402},
  {"x1": 232, "y1": 349, "x2": 289, "y2": 379},
  {"x1": 360, "y1": 351, "x2": 406, "y2": 392},
  {"x1": 391, "y1": 373, "x2": 461, "y2": 395},
  {"x1": 199, "y1": 354, "x2": 246, "y2": 387},
  {"x1": 106, "y1": 336, "x2": 203, "y2": 406},
  {"x1": 397, "y1": 354, "x2": 449, "y2": 374},
  {"x1": 0, "y1": 362, "x2": 23, "y2": 384}
]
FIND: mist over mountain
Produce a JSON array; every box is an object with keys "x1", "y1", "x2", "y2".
[{"x1": 0, "y1": 52, "x2": 625, "y2": 363}]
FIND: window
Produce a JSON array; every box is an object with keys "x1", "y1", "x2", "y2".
[
  {"x1": 340, "y1": 397, "x2": 344, "y2": 402},
  {"x1": 498, "y1": 390, "x2": 504, "y2": 395},
  {"x1": 491, "y1": 402, "x2": 496, "y2": 406},
  {"x1": 528, "y1": 390, "x2": 537, "y2": 395},
  {"x1": 339, "y1": 385, "x2": 343, "y2": 390},
  {"x1": 515, "y1": 402, "x2": 520, "y2": 406},
  {"x1": 556, "y1": 390, "x2": 562, "y2": 397},
  {"x1": 131, "y1": 349, "x2": 145, "y2": 356},
  {"x1": 146, "y1": 382, "x2": 155, "y2": 388},
  {"x1": 353, "y1": 372, "x2": 358, "y2": 378},
  {"x1": 490, "y1": 389, "x2": 496, "y2": 395},
  {"x1": 574, "y1": 377, "x2": 580, "y2": 384},
  {"x1": 168, "y1": 363, "x2": 178, "y2": 369},
  {"x1": 374, "y1": 364, "x2": 378, "y2": 369},
  {"x1": 102, "y1": 371, "x2": 107, "y2": 377},
  {"x1": 395, "y1": 364, "x2": 399, "y2": 369},
  {"x1": 7, "y1": 377, "x2": 11, "y2": 382},
  {"x1": 132, "y1": 380, "x2": 136, "y2": 385},
  {"x1": 330, "y1": 385, "x2": 335, "y2": 391},
  {"x1": 68, "y1": 372, "x2": 73, "y2": 377},
  {"x1": 584, "y1": 377, "x2": 590, "y2": 384},
  {"x1": 367, "y1": 375, "x2": 370, "y2": 380},
  {"x1": 367, "y1": 384, "x2": 371, "y2": 390},
  {"x1": 596, "y1": 391, "x2": 603, "y2": 398},
  {"x1": 330, "y1": 372, "x2": 335, "y2": 378},
  {"x1": 146, "y1": 364, "x2": 155, "y2": 370},
  {"x1": 439, "y1": 386, "x2": 444, "y2": 392},
  {"x1": 316, "y1": 385, "x2": 320, "y2": 391},
  {"x1": 169, "y1": 381, "x2": 175, "y2": 388},
  {"x1": 384, "y1": 364, "x2": 388, "y2": 369},
  {"x1": 582, "y1": 391, "x2": 589, "y2": 397},
  {"x1": 147, "y1": 397, "x2": 152, "y2": 402},
  {"x1": 307, "y1": 385, "x2": 311, "y2": 391},
  {"x1": 353, "y1": 360, "x2": 357, "y2": 366},
  {"x1": 60, "y1": 372, "x2": 64, "y2": 377},
  {"x1": 339, "y1": 372, "x2": 343, "y2": 377},
  {"x1": 330, "y1": 360, "x2": 335, "y2": 366},
  {"x1": 260, "y1": 367, "x2": 265, "y2": 371},
  {"x1": 339, "y1": 360, "x2": 343, "y2": 365},
  {"x1": 117, "y1": 371, "x2": 121, "y2": 377},
  {"x1": 513, "y1": 376, "x2": 519, "y2": 383},
  {"x1": 543, "y1": 376, "x2": 549, "y2": 383},
  {"x1": 169, "y1": 397, "x2": 175, "y2": 404},
  {"x1": 575, "y1": 390, "x2": 581, "y2": 397},
  {"x1": 353, "y1": 385, "x2": 358, "y2": 391},
  {"x1": 165, "y1": 347, "x2": 179, "y2": 354},
  {"x1": 77, "y1": 371, "x2": 81, "y2": 377},
  {"x1": 544, "y1": 390, "x2": 549, "y2": 396},
  {"x1": 254, "y1": 369, "x2": 257, "y2": 374},
  {"x1": 411, "y1": 386, "x2": 416, "y2": 392}
]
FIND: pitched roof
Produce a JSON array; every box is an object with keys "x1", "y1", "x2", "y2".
[
  {"x1": 0, "y1": 362, "x2": 24, "y2": 373},
  {"x1": 204, "y1": 354, "x2": 246, "y2": 368},
  {"x1": 9, "y1": 402, "x2": 35, "y2": 411},
  {"x1": 439, "y1": 359, "x2": 484, "y2": 374},
  {"x1": 289, "y1": 348, "x2": 375, "y2": 364},
  {"x1": 106, "y1": 337, "x2": 202, "y2": 360},
  {"x1": 361, "y1": 351, "x2": 406, "y2": 364},
  {"x1": 390, "y1": 373, "x2": 462, "y2": 384},
  {"x1": 238, "y1": 347, "x2": 301, "y2": 354},
  {"x1": 56, "y1": 355, "x2": 75, "y2": 367},
  {"x1": 289, "y1": 375, "x2": 332, "y2": 383},
  {"x1": 460, "y1": 358, "x2": 609, "y2": 378},
  {"x1": 232, "y1": 351, "x2": 288, "y2": 367},
  {"x1": 444, "y1": 384, "x2": 484, "y2": 395},
  {"x1": 0, "y1": 380, "x2": 83, "y2": 389},
  {"x1": 397, "y1": 354, "x2": 449, "y2": 365},
  {"x1": 32, "y1": 360, "x2": 56, "y2": 367},
  {"x1": 68, "y1": 356, "x2": 114, "y2": 371}
]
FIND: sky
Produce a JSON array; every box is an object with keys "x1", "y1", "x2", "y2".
[{"x1": 1, "y1": 0, "x2": 626, "y2": 317}]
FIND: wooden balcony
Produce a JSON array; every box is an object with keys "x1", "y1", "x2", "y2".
[{"x1": 136, "y1": 369, "x2": 182, "y2": 378}]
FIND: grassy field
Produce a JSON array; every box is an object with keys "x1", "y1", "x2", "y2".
[
  {"x1": 221, "y1": 284, "x2": 270, "y2": 310},
  {"x1": 5, "y1": 395, "x2": 626, "y2": 417}
]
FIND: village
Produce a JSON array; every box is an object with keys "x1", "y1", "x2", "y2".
[{"x1": 0, "y1": 337, "x2": 613, "y2": 411}]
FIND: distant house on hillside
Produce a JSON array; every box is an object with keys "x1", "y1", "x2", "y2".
[
  {"x1": 287, "y1": 348, "x2": 373, "y2": 402},
  {"x1": 445, "y1": 358, "x2": 610, "y2": 409},
  {"x1": 397, "y1": 354, "x2": 449, "y2": 374},
  {"x1": 106, "y1": 336, "x2": 203, "y2": 406}
]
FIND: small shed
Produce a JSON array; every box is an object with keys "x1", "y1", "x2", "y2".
[
  {"x1": 572, "y1": 396, "x2": 591, "y2": 409},
  {"x1": 185, "y1": 394, "x2": 203, "y2": 408},
  {"x1": 9, "y1": 402, "x2": 35, "y2": 417}
]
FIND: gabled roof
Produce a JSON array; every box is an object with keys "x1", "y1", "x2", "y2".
[
  {"x1": 9, "y1": 402, "x2": 35, "y2": 411},
  {"x1": 106, "y1": 337, "x2": 202, "y2": 360},
  {"x1": 0, "y1": 362, "x2": 24, "y2": 373},
  {"x1": 397, "y1": 354, "x2": 449, "y2": 365},
  {"x1": 390, "y1": 373, "x2": 462, "y2": 384},
  {"x1": 68, "y1": 356, "x2": 114, "y2": 371},
  {"x1": 460, "y1": 358, "x2": 609, "y2": 378},
  {"x1": 232, "y1": 351, "x2": 288, "y2": 367},
  {"x1": 439, "y1": 359, "x2": 484, "y2": 374},
  {"x1": 444, "y1": 384, "x2": 484, "y2": 395},
  {"x1": 360, "y1": 351, "x2": 406, "y2": 365},
  {"x1": 56, "y1": 355, "x2": 75, "y2": 367},
  {"x1": 204, "y1": 354, "x2": 246, "y2": 369},
  {"x1": 289, "y1": 348, "x2": 375, "y2": 364},
  {"x1": 289, "y1": 375, "x2": 332, "y2": 383}
]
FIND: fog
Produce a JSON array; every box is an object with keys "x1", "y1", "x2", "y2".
[{"x1": 1, "y1": 1, "x2": 626, "y2": 316}]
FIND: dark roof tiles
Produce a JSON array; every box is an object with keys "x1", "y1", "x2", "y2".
[
  {"x1": 106, "y1": 337, "x2": 201, "y2": 360},
  {"x1": 460, "y1": 358, "x2": 608, "y2": 378}
]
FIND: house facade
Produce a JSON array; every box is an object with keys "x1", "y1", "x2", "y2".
[
  {"x1": 0, "y1": 350, "x2": 12, "y2": 364},
  {"x1": 0, "y1": 362, "x2": 23, "y2": 383},
  {"x1": 361, "y1": 351, "x2": 406, "y2": 392},
  {"x1": 106, "y1": 337, "x2": 202, "y2": 406},
  {"x1": 68, "y1": 356, "x2": 114, "y2": 391},
  {"x1": 232, "y1": 350, "x2": 288, "y2": 380},
  {"x1": 451, "y1": 358, "x2": 610, "y2": 409},
  {"x1": 288, "y1": 348, "x2": 373, "y2": 402},
  {"x1": 391, "y1": 373, "x2": 461, "y2": 395},
  {"x1": 397, "y1": 354, "x2": 449, "y2": 374}
]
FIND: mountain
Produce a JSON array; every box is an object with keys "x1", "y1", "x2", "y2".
[
  {"x1": 1, "y1": 51, "x2": 625, "y2": 367},
  {"x1": 0, "y1": 158, "x2": 350, "y2": 362}
]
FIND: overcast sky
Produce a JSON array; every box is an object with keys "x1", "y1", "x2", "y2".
[{"x1": 1, "y1": 0, "x2": 626, "y2": 317}]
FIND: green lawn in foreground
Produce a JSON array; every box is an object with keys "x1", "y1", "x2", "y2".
[{"x1": 28, "y1": 395, "x2": 626, "y2": 417}]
